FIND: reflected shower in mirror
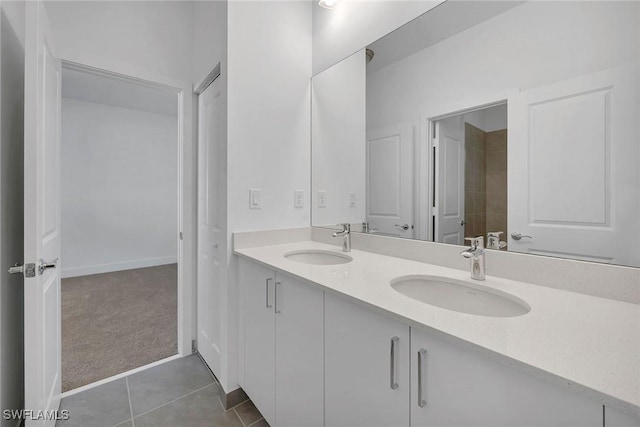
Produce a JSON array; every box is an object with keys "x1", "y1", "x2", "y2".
[{"x1": 311, "y1": 0, "x2": 640, "y2": 267}]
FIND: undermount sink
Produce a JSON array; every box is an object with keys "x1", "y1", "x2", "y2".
[
  {"x1": 284, "y1": 249, "x2": 353, "y2": 265},
  {"x1": 391, "y1": 275, "x2": 530, "y2": 317}
]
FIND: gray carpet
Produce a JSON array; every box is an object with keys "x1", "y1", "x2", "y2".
[{"x1": 62, "y1": 264, "x2": 178, "y2": 392}]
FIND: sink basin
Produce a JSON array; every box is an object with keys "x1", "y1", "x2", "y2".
[
  {"x1": 284, "y1": 250, "x2": 353, "y2": 265},
  {"x1": 391, "y1": 275, "x2": 530, "y2": 317}
]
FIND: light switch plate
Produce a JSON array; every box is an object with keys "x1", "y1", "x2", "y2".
[
  {"x1": 294, "y1": 190, "x2": 304, "y2": 208},
  {"x1": 249, "y1": 188, "x2": 262, "y2": 209},
  {"x1": 318, "y1": 191, "x2": 327, "y2": 208},
  {"x1": 349, "y1": 192, "x2": 356, "y2": 207}
]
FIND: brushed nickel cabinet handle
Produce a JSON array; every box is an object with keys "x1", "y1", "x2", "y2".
[
  {"x1": 274, "y1": 281, "x2": 282, "y2": 314},
  {"x1": 390, "y1": 336, "x2": 399, "y2": 390},
  {"x1": 265, "y1": 278, "x2": 273, "y2": 308},
  {"x1": 418, "y1": 348, "x2": 427, "y2": 407}
]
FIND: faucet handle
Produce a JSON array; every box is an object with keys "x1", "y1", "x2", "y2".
[
  {"x1": 337, "y1": 223, "x2": 351, "y2": 232},
  {"x1": 464, "y1": 236, "x2": 484, "y2": 249},
  {"x1": 487, "y1": 231, "x2": 503, "y2": 238}
]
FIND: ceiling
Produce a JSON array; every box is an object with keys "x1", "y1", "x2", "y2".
[
  {"x1": 366, "y1": 1, "x2": 525, "y2": 74},
  {"x1": 62, "y1": 67, "x2": 178, "y2": 117}
]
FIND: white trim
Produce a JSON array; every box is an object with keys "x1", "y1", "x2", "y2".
[
  {"x1": 194, "y1": 62, "x2": 221, "y2": 95},
  {"x1": 61, "y1": 257, "x2": 178, "y2": 278},
  {"x1": 59, "y1": 59, "x2": 195, "y2": 361},
  {"x1": 60, "y1": 354, "x2": 182, "y2": 398}
]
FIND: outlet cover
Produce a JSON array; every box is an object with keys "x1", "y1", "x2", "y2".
[
  {"x1": 294, "y1": 190, "x2": 304, "y2": 208},
  {"x1": 318, "y1": 191, "x2": 327, "y2": 208},
  {"x1": 349, "y1": 192, "x2": 356, "y2": 207}
]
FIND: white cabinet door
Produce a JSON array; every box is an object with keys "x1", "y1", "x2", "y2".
[
  {"x1": 240, "y1": 259, "x2": 276, "y2": 426},
  {"x1": 411, "y1": 327, "x2": 601, "y2": 427},
  {"x1": 275, "y1": 273, "x2": 324, "y2": 427},
  {"x1": 325, "y1": 294, "x2": 410, "y2": 427},
  {"x1": 606, "y1": 406, "x2": 640, "y2": 427}
]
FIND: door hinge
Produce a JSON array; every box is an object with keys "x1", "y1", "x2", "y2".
[
  {"x1": 179, "y1": 232, "x2": 184, "y2": 241},
  {"x1": 8, "y1": 263, "x2": 36, "y2": 278}
]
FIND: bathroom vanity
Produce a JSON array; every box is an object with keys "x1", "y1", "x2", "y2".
[{"x1": 234, "y1": 230, "x2": 640, "y2": 427}]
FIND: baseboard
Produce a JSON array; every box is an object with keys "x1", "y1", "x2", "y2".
[
  {"x1": 221, "y1": 387, "x2": 250, "y2": 410},
  {"x1": 61, "y1": 256, "x2": 177, "y2": 278},
  {"x1": 194, "y1": 351, "x2": 249, "y2": 411}
]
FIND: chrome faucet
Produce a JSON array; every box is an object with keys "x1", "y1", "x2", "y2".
[
  {"x1": 333, "y1": 223, "x2": 351, "y2": 252},
  {"x1": 460, "y1": 236, "x2": 485, "y2": 281},
  {"x1": 487, "y1": 231, "x2": 507, "y2": 250}
]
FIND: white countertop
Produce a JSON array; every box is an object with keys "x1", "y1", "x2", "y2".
[{"x1": 235, "y1": 240, "x2": 640, "y2": 417}]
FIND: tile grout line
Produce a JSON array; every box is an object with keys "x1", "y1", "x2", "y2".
[
  {"x1": 131, "y1": 382, "x2": 215, "y2": 420},
  {"x1": 246, "y1": 417, "x2": 266, "y2": 427},
  {"x1": 232, "y1": 407, "x2": 247, "y2": 427},
  {"x1": 125, "y1": 377, "x2": 135, "y2": 427}
]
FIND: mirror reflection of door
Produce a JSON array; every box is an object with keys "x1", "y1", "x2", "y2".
[
  {"x1": 433, "y1": 104, "x2": 508, "y2": 247},
  {"x1": 508, "y1": 67, "x2": 639, "y2": 265},
  {"x1": 365, "y1": 123, "x2": 414, "y2": 237}
]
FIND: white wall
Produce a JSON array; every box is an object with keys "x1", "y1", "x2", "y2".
[
  {"x1": 45, "y1": 1, "x2": 194, "y2": 82},
  {"x1": 223, "y1": 0, "x2": 312, "y2": 392},
  {"x1": 367, "y1": 1, "x2": 640, "y2": 130},
  {"x1": 312, "y1": 0, "x2": 442, "y2": 75},
  {"x1": 312, "y1": 50, "x2": 366, "y2": 226},
  {"x1": 193, "y1": 0, "x2": 227, "y2": 86},
  {"x1": 0, "y1": 0, "x2": 25, "y2": 424},
  {"x1": 61, "y1": 98, "x2": 178, "y2": 278}
]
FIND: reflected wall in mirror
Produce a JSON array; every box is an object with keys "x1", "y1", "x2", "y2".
[{"x1": 311, "y1": 1, "x2": 640, "y2": 267}]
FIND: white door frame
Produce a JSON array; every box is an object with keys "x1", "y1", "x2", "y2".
[
  {"x1": 59, "y1": 59, "x2": 195, "y2": 361},
  {"x1": 420, "y1": 97, "x2": 507, "y2": 242}
]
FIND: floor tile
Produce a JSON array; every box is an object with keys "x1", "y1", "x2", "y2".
[
  {"x1": 234, "y1": 400, "x2": 262, "y2": 426},
  {"x1": 127, "y1": 355, "x2": 214, "y2": 416},
  {"x1": 56, "y1": 378, "x2": 131, "y2": 427},
  {"x1": 133, "y1": 384, "x2": 243, "y2": 427},
  {"x1": 247, "y1": 419, "x2": 270, "y2": 427}
]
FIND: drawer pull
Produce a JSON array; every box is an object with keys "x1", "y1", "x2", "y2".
[{"x1": 418, "y1": 348, "x2": 427, "y2": 407}]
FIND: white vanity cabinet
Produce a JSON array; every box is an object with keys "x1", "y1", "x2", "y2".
[
  {"x1": 324, "y1": 293, "x2": 411, "y2": 427},
  {"x1": 606, "y1": 406, "x2": 640, "y2": 427},
  {"x1": 239, "y1": 259, "x2": 324, "y2": 427},
  {"x1": 410, "y1": 327, "x2": 602, "y2": 427}
]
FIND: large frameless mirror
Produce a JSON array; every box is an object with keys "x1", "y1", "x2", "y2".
[{"x1": 311, "y1": 0, "x2": 640, "y2": 267}]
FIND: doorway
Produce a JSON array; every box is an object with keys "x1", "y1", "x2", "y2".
[
  {"x1": 59, "y1": 64, "x2": 180, "y2": 392},
  {"x1": 432, "y1": 103, "x2": 508, "y2": 246}
]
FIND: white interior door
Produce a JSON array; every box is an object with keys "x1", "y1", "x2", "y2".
[
  {"x1": 366, "y1": 123, "x2": 414, "y2": 237},
  {"x1": 508, "y1": 67, "x2": 639, "y2": 266},
  {"x1": 24, "y1": 2, "x2": 62, "y2": 424},
  {"x1": 434, "y1": 116, "x2": 465, "y2": 245},
  {"x1": 196, "y1": 75, "x2": 223, "y2": 376}
]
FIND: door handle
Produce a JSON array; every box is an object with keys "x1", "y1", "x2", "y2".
[
  {"x1": 38, "y1": 258, "x2": 58, "y2": 275},
  {"x1": 8, "y1": 262, "x2": 36, "y2": 278},
  {"x1": 390, "y1": 336, "x2": 399, "y2": 390},
  {"x1": 265, "y1": 278, "x2": 273, "y2": 308},
  {"x1": 418, "y1": 348, "x2": 427, "y2": 407},
  {"x1": 511, "y1": 232, "x2": 533, "y2": 241},
  {"x1": 394, "y1": 224, "x2": 410, "y2": 231}
]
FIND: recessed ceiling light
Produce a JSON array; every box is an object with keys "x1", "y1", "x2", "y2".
[{"x1": 319, "y1": 0, "x2": 337, "y2": 9}]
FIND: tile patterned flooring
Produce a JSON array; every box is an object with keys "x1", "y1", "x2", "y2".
[{"x1": 56, "y1": 354, "x2": 269, "y2": 427}]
